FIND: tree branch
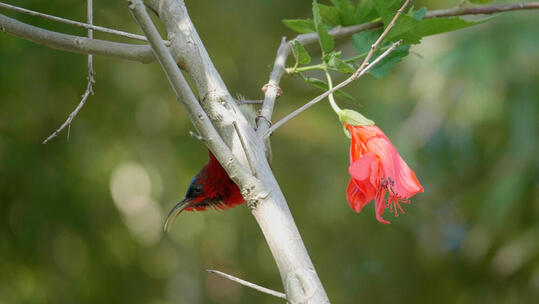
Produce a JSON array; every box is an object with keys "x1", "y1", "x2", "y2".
[
  {"x1": 0, "y1": 1, "x2": 169, "y2": 44},
  {"x1": 0, "y1": 13, "x2": 156, "y2": 63},
  {"x1": 145, "y1": 0, "x2": 330, "y2": 302},
  {"x1": 255, "y1": 37, "x2": 287, "y2": 137},
  {"x1": 207, "y1": 269, "x2": 287, "y2": 300},
  {"x1": 425, "y1": 2, "x2": 539, "y2": 18}
]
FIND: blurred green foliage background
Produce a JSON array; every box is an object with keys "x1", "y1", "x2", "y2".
[{"x1": 0, "y1": 1, "x2": 538, "y2": 303}]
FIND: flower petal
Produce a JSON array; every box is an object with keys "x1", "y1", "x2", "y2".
[{"x1": 346, "y1": 179, "x2": 369, "y2": 212}]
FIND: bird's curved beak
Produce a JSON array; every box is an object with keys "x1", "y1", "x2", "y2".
[{"x1": 164, "y1": 197, "x2": 190, "y2": 232}]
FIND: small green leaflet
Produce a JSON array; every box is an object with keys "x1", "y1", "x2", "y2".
[
  {"x1": 370, "y1": 0, "x2": 402, "y2": 24},
  {"x1": 282, "y1": 19, "x2": 315, "y2": 34},
  {"x1": 324, "y1": 51, "x2": 356, "y2": 73},
  {"x1": 313, "y1": 0, "x2": 335, "y2": 53},
  {"x1": 385, "y1": 15, "x2": 424, "y2": 44},
  {"x1": 292, "y1": 41, "x2": 311, "y2": 65},
  {"x1": 304, "y1": 76, "x2": 357, "y2": 103},
  {"x1": 330, "y1": 0, "x2": 357, "y2": 26},
  {"x1": 352, "y1": 30, "x2": 380, "y2": 54},
  {"x1": 355, "y1": 0, "x2": 378, "y2": 23},
  {"x1": 411, "y1": 7, "x2": 427, "y2": 20},
  {"x1": 318, "y1": 4, "x2": 341, "y2": 26}
]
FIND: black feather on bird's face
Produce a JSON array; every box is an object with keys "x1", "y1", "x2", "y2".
[{"x1": 185, "y1": 175, "x2": 203, "y2": 199}]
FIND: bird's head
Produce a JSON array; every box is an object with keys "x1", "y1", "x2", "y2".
[
  {"x1": 164, "y1": 174, "x2": 205, "y2": 231},
  {"x1": 163, "y1": 152, "x2": 245, "y2": 231}
]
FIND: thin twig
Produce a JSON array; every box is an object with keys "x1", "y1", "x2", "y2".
[
  {"x1": 43, "y1": 0, "x2": 95, "y2": 144},
  {"x1": 0, "y1": 1, "x2": 170, "y2": 45},
  {"x1": 264, "y1": 41, "x2": 402, "y2": 138},
  {"x1": 189, "y1": 130, "x2": 204, "y2": 141},
  {"x1": 357, "y1": 0, "x2": 411, "y2": 72},
  {"x1": 237, "y1": 99, "x2": 264, "y2": 105},
  {"x1": 256, "y1": 37, "x2": 288, "y2": 137},
  {"x1": 206, "y1": 270, "x2": 287, "y2": 300},
  {"x1": 425, "y1": 2, "x2": 539, "y2": 18},
  {"x1": 233, "y1": 121, "x2": 257, "y2": 177}
]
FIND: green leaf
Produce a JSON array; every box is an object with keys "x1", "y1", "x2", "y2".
[
  {"x1": 291, "y1": 41, "x2": 311, "y2": 65},
  {"x1": 355, "y1": 0, "x2": 378, "y2": 23},
  {"x1": 312, "y1": 0, "x2": 335, "y2": 53},
  {"x1": 339, "y1": 109, "x2": 375, "y2": 126},
  {"x1": 352, "y1": 30, "x2": 380, "y2": 54},
  {"x1": 282, "y1": 19, "x2": 315, "y2": 34},
  {"x1": 368, "y1": 1, "x2": 425, "y2": 44},
  {"x1": 330, "y1": 0, "x2": 357, "y2": 25},
  {"x1": 318, "y1": 4, "x2": 341, "y2": 26},
  {"x1": 323, "y1": 51, "x2": 356, "y2": 73},
  {"x1": 384, "y1": 15, "x2": 423, "y2": 44},
  {"x1": 368, "y1": 44, "x2": 410, "y2": 78},
  {"x1": 371, "y1": 0, "x2": 402, "y2": 23},
  {"x1": 415, "y1": 16, "x2": 494, "y2": 37},
  {"x1": 411, "y1": 7, "x2": 427, "y2": 20},
  {"x1": 304, "y1": 77, "x2": 357, "y2": 103}
]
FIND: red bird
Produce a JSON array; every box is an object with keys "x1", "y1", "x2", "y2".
[{"x1": 164, "y1": 151, "x2": 244, "y2": 230}]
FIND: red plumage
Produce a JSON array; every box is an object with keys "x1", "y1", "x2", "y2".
[{"x1": 164, "y1": 151, "x2": 244, "y2": 230}]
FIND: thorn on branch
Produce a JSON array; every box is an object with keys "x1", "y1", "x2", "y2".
[{"x1": 189, "y1": 130, "x2": 204, "y2": 141}]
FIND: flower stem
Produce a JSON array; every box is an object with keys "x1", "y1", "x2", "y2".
[{"x1": 324, "y1": 70, "x2": 342, "y2": 114}]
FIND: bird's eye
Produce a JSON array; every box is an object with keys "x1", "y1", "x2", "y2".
[{"x1": 193, "y1": 184, "x2": 202, "y2": 194}]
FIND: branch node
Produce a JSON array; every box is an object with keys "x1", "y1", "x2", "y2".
[
  {"x1": 262, "y1": 83, "x2": 282, "y2": 99},
  {"x1": 285, "y1": 269, "x2": 316, "y2": 304}
]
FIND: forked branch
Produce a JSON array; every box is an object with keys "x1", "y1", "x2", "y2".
[
  {"x1": 42, "y1": 0, "x2": 95, "y2": 144},
  {"x1": 0, "y1": 1, "x2": 168, "y2": 44}
]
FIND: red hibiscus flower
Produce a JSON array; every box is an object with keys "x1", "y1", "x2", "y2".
[{"x1": 346, "y1": 124, "x2": 423, "y2": 224}]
